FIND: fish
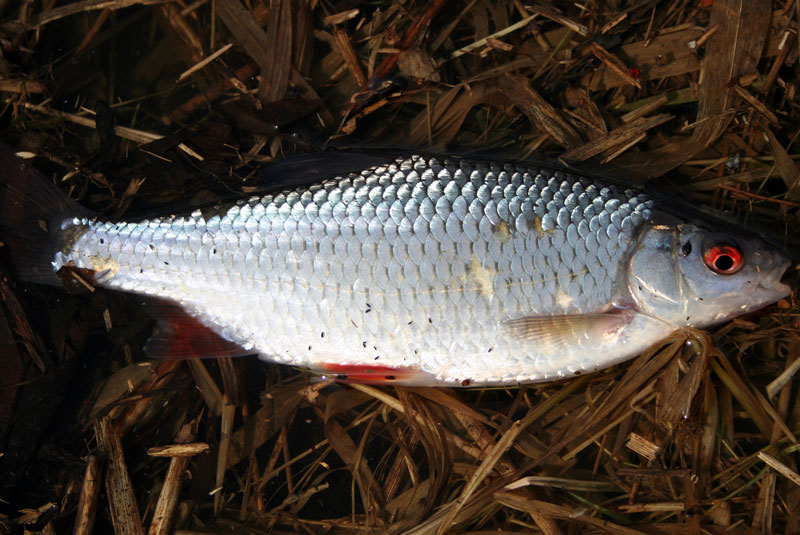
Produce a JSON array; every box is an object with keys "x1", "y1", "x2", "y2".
[{"x1": 0, "y1": 145, "x2": 791, "y2": 386}]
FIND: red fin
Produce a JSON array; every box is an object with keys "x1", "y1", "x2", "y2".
[
  {"x1": 143, "y1": 300, "x2": 248, "y2": 359},
  {"x1": 315, "y1": 363, "x2": 438, "y2": 385}
]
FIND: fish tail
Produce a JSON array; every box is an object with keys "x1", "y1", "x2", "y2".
[{"x1": 0, "y1": 143, "x2": 92, "y2": 284}]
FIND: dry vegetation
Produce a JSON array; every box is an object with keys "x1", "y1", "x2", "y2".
[{"x1": 0, "y1": 0, "x2": 799, "y2": 534}]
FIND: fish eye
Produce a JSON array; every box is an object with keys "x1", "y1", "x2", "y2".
[{"x1": 703, "y1": 244, "x2": 743, "y2": 275}]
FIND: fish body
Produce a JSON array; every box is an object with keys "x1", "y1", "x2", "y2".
[{"x1": 0, "y1": 149, "x2": 791, "y2": 386}]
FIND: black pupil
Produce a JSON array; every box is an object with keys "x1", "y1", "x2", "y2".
[{"x1": 714, "y1": 254, "x2": 735, "y2": 272}]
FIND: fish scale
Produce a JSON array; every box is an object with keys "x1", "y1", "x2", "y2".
[{"x1": 52, "y1": 154, "x2": 659, "y2": 385}]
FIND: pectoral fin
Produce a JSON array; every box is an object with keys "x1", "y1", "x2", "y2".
[{"x1": 504, "y1": 310, "x2": 633, "y2": 350}]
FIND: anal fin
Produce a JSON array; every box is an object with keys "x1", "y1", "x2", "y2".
[{"x1": 143, "y1": 299, "x2": 250, "y2": 359}]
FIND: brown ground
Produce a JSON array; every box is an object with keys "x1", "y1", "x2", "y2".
[{"x1": 0, "y1": 0, "x2": 799, "y2": 534}]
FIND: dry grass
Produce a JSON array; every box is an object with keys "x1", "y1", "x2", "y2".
[{"x1": 0, "y1": 0, "x2": 799, "y2": 534}]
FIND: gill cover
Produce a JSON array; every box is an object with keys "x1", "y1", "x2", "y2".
[{"x1": 628, "y1": 224, "x2": 790, "y2": 328}]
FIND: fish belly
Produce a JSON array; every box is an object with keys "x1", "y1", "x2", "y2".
[{"x1": 58, "y1": 155, "x2": 662, "y2": 385}]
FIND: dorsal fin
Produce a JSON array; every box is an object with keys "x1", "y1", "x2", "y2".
[{"x1": 255, "y1": 150, "x2": 400, "y2": 192}]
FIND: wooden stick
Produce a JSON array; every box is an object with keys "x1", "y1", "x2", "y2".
[
  {"x1": 762, "y1": 29, "x2": 797, "y2": 94},
  {"x1": 449, "y1": 14, "x2": 537, "y2": 59},
  {"x1": 323, "y1": 8, "x2": 359, "y2": 26},
  {"x1": 588, "y1": 42, "x2": 641, "y2": 89},
  {"x1": 0, "y1": 79, "x2": 45, "y2": 93},
  {"x1": 148, "y1": 443, "x2": 211, "y2": 457},
  {"x1": 621, "y1": 94, "x2": 668, "y2": 124},
  {"x1": 563, "y1": 114, "x2": 672, "y2": 161},
  {"x1": 496, "y1": 492, "x2": 648, "y2": 535},
  {"x1": 75, "y1": 7, "x2": 112, "y2": 54},
  {"x1": 766, "y1": 355, "x2": 800, "y2": 399},
  {"x1": 498, "y1": 74, "x2": 583, "y2": 148},
  {"x1": 116, "y1": 360, "x2": 183, "y2": 436},
  {"x1": 618, "y1": 502, "x2": 686, "y2": 513},
  {"x1": 601, "y1": 132, "x2": 647, "y2": 163},
  {"x1": 214, "y1": 399, "x2": 236, "y2": 515},
  {"x1": 529, "y1": 4, "x2": 589, "y2": 36},
  {"x1": 718, "y1": 184, "x2": 800, "y2": 206},
  {"x1": 758, "y1": 452, "x2": 800, "y2": 488},
  {"x1": 148, "y1": 457, "x2": 190, "y2": 535},
  {"x1": 734, "y1": 85, "x2": 779, "y2": 124},
  {"x1": 187, "y1": 360, "x2": 224, "y2": 417},
  {"x1": 34, "y1": 0, "x2": 170, "y2": 27},
  {"x1": 333, "y1": 28, "x2": 367, "y2": 89},
  {"x1": 178, "y1": 43, "x2": 234, "y2": 82},
  {"x1": 20, "y1": 102, "x2": 163, "y2": 144},
  {"x1": 73, "y1": 455, "x2": 104, "y2": 535},
  {"x1": 164, "y1": 63, "x2": 259, "y2": 125},
  {"x1": 94, "y1": 417, "x2": 145, "y2": 535}
]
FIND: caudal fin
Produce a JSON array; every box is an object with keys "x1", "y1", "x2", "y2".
[{"x1": 0, "y1": 143, "x2": 92, "y2": 284}]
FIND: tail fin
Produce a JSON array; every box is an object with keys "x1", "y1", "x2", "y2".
[{"x1": 0, "y1": 143, "x2": 92, "y2": 284}]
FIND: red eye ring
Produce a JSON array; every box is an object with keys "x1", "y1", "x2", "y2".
[{"x1": 703, "y1": 244, "x2": 743, "y2": 275}]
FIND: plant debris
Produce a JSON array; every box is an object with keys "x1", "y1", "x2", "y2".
[{"x1": 0, "y1": 0, "x2": 799, "y2": 534}]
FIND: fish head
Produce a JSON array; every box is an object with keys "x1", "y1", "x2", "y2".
[{"x1": 627, "y1": 223, "x2": 791, "y2": 328}]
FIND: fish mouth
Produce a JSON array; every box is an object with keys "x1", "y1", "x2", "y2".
[
  {"x1": 750, "y1": 258, "x2": 793, "y2": 308},
  {"x1": 713, "y1": 259, "x2": 793, "y2": 324},
  {"x1": 762, "y1": 259, "x2": 792, "y2": 292}
]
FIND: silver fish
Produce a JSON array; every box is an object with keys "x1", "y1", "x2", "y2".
[{"x1": 0, "y1": 148, "x2": 790, "y2": 386}]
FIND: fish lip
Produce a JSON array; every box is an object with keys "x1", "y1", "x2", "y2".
[
  {"x1": 757, "y1": 258, "x2": 792, "y2": 298},
  {"x1": 710, "y1": 260, "x2": 792, "y2": 325},
  {"x1": 742, "y1": 258, "x2": 793, "y2": 316}
]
